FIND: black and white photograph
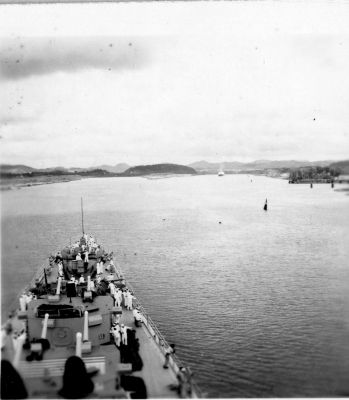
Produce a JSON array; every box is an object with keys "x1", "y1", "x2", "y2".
[{"x1": 1, "y1": 0, "x2": 349, "y2": 398}]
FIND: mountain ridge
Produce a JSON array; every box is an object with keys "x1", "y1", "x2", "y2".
[
  {"x1": 2, "y1": 159, "x2": 348, "y2": 176},
  {"x1": 188, "y1": 159, "x2": 336, "y2": 171}
]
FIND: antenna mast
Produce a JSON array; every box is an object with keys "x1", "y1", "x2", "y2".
[{"x1": 81, "y1": 197, "x2": 85, "y2": 234}]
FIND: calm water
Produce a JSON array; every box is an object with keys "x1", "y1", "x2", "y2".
[{"x1": 1, "y1": 175, "x2": 349, "y2": 397}]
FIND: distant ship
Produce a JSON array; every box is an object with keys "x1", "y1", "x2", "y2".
[{"x1": 218, "y1": 170, "x2": 224, "y2": 177}]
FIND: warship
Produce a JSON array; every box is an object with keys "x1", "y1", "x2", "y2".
[{"x1": 1, "y1": 212, "x2": 201, "y2": 398}]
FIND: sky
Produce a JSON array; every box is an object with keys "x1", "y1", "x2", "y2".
[{"x1": 0, "y1": 1, "x2": 349, "y2": 168}]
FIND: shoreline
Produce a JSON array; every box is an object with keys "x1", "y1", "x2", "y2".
[
  {"x1": 0, "y1": 174, "x2": 83, "y2": 191},
  {"x1": 0, "y1": 172, "x2": 280, "y2": 191},
  {"x1": 2, "y1": 172, "x2": 348, "y2": 192}
]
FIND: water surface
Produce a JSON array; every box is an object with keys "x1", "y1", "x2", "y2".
[{"x1": 1, "y1": 175, "x2": 349, "y2": 397}]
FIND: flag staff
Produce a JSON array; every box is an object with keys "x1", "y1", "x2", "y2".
[{"x1": 81, "y1": 197, "x2": 85, "y2": 234}]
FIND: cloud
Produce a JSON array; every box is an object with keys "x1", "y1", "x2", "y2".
[
  {"x1": 0, "y1": 36, "x2": 149, "y2": 80},
  {"x1": 0, "y1": 115, "x2": 36, "y2": 126}
]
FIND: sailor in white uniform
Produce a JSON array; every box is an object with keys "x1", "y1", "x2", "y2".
[
  {"x1": 114, "y1": 289, "x2": 122, "y2": 307},
  {"x1": 120, "y1": 324, "x2": 130, "y2": 346},
  {"x1": 19, "y1": 293, "x2": 27, "y2": 311},
  {"x1": 122, "y1": 290, "x2": 128, "y2": 308},
  {"x1": 133, "y1": 308, "x2": 144, "y2": 327},
  {"x1": 96, "y1": 261, "x2": 101, "y2": 275},
  {"x1": 99, "y1": 260, "x2": 104, "y2": 274},
  {"x1": 108, "y1": 282, "x2": 116, "y2": 296},
  {"x1": 58, "y1": 261, "x2": 64, "y2": 278},
  {"x1": 25, "y1": 292, "x2": 34, "y2": 306},
  {"x1": 110, "y1": 323, "x2": 121, "y2": 347},
  {"x1": 126, "y1": 291, "x2": 135, "y2": 310}
]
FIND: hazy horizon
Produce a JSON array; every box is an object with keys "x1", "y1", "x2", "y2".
[
  {"x1": 1, "y1": 1, "x2": 349, "y2": 168},
  {"x1": 1, "y1": 157, "x2": 348, "y2": 170}
]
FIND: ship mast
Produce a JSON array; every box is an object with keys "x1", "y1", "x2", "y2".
[{"x1": 81, "y1": 197, "x2": 85, "y2": 234}]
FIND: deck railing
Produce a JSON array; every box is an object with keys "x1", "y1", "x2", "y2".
[{"x1": 117, "y1": 266, "x2": 202, "y2": 398}]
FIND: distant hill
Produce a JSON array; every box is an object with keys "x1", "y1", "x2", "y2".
[
  {"x1": 189, "y1": 160, "x2": 245, "y2": 171},
  {"x1": 1, "y1": 164, "x2": 128, "y2": 176},
  {"x1": 67, "y1": 164, "x2": 130, "y2": 173},
  {"x1": 36, "y1": 166, "x2": 69, "y2": 173},
  {"x1": 188, "y1": 159, "x2": 335, "y2": 172},
  {"x1": 2, "y1": 160, "x2": 346, "y2": 177},
  {"x1": 0, "y1": 164, "x2": 36, "y2": 174},
  {"x1": 329, "y1": 160, "x2": 349, "y2": 174},
  {"x1": 123, "y1": 163, "x2": 197, "y2": 176},
  {"x1": 94, "y1": 163, "x2": 130, "y2": 173}
]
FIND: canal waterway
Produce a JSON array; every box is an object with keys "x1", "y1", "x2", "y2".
[{"x1": 1, "y1": 175, "x2": 349, "y2": 397}]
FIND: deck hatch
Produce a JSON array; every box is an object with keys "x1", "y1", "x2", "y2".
[
  {"x1": 37, "y1": 304, "x2": 82, "y2": 319},
  {"x1": 18, "y1": 356, "x2": 106, "y2": 378}
]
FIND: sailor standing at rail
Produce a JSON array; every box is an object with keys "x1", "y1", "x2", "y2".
[
  {"x1": 89, "y1": 279, "x2": 95, "y2": 290},
  {"x1": 114, "y1": 289, "x2": 122, "y2": 307},
  {"x1": 123, "y1": 290, "x2": 128, "y2": 308},
  {"x1": 120, "y1": 324, "x2": 130, "y2": 346},
  {"x1": 58, "y1": 261, "x2": 64, "y2": 278},
  {"x1": 55, "y1": 251, "x2": 62, "y2": 263},
  {"x1": 108, "y1": 259, "x2": 115, "y2": 272},
  {"x1": 96, "y1": 261, "x2": 101, "y2": 275},
  {"x1": 123, "y1": 289, "x2": 134, "y2": 310},
  {"x1": 108, "y1": 282, "x2": 116, "y2": 296},
  {"x1": 122, "y1": 290, "x2": 128, "y2": 308},
  {"x1": 99, "y1": 259, "x2": 104, "y2": 274},
  {"x1": 110, "y1": 323, "x2": 121, "y2": 347},
  {"x1": 126, "y1": 291, "x2": 135, "y2": 310},
  {"x1": 124, "y1": 290, "x2": 131, "y2": 309},
  {"x1": 133, "y1": 308, "x2": 144, "y2": 327},
  {"x1": 19, "y1": 292, "x2": 27, "y2": 311},
  {"x1": 163, "y1": 344, "x2": 176, "y2": 369},
  {"x1": 25, "y1": 292, "x2": 34, "y2": 306}
]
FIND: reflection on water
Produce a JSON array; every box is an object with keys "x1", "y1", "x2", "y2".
[{"x1": 1, "y1": 175, "x2": 349, "y2": 397}]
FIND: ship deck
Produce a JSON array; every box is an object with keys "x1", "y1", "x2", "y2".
[
  {"x1": 1, "y1": 237, "x2": 199, "y2": 398},
  {"x1": 121, "y1": 308, "x2": 180, "y2": 398},
  {"x1": 3, "y1": 306, "x2": 181, "y2": 399}
]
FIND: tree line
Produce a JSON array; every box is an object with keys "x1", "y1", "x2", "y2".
[{"x1": 289, "y1": 166, "x2": 341, "y2": 182}]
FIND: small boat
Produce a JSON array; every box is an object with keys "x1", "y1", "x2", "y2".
[
  {"x1": 218, "y1": 170, "x2": 224, "y2": 177},
  {"x1": 1, "y1": 216, "x2": 201, "y2": 398}
]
